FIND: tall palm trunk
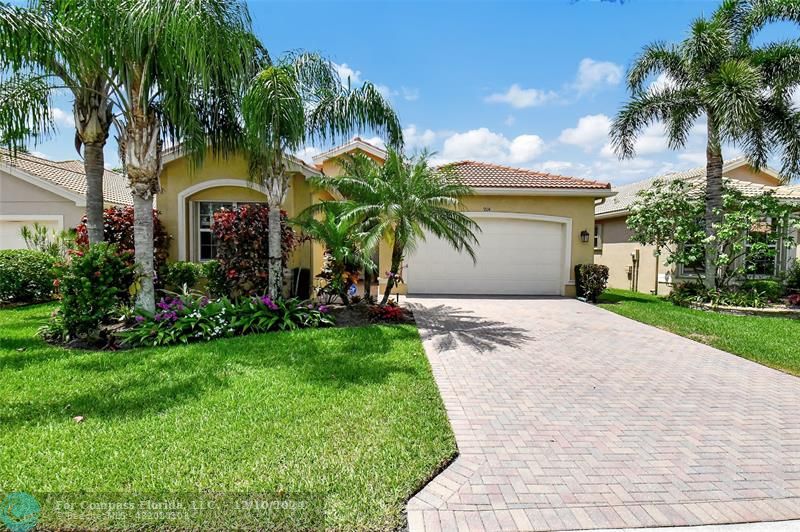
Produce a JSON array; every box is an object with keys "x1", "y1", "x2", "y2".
[
  {"x1": 124, "y1": 108, "x2": 161, "y2": 313},
  {"x1": 83, "y1": 142, "x2": 106, "y2": 243},
  {"x1": 704, "y1": 116, "x2": 724, "y2": 290},
  {"x1": 380, "y1": 235, "x2": 403, "y2": 305},
  {"x1": 266, "y1": 169, "x2": 289, "y2": 300},
  {"x1": 74, "y1": 85, "x2": 112, "y2": 244}
]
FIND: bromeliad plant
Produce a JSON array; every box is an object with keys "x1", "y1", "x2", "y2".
[{"x1": 122, "y1": 288, "x2": 333, "y2": 347}]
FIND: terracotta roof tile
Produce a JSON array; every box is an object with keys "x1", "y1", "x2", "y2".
[
  {"x1": 443, "y1": 160, "x2": 611, "y2": 189},
  {"x1": 0, "y1": 150, "x2": 132, "y2": 205}
]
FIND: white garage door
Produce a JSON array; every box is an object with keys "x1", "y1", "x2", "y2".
[
  {"x1": 406, "y1": 215, "x2": 567, "y2": 296},
  {"x1": 0, "y1": 219, "x2": 61, "y2": 250}
]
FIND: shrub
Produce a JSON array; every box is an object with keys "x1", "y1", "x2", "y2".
[
  {"x1": 788, "y1": 293, "x2": 800, "y2": 307},
  {"x1": 20, "y1": 223, "x2": 75, "y2": 259},
  {"x1": 122, "y1": 290, "x2": 333, "y2": 347},
  {"x1": 574, "y1": 264, "x2": 609, "y2": 303},
  {"x1": 164, "y1": 261, "x2": 203, "y2": 291},
  {"x1": 368, "y1": 302, "x2": 408, "y2": 322},
  {"x1": 211, "y1": 205, "x2": 299, "y2": 298},
  {"x1": 48, "y1": 243, "x2": 135, "y2": 339},
  {"x1": 201, "y1": 260, "x2": 228, "y2": 298},
  {"x1": 785, "y1": 260, "x2": 800, "y2": 294},
  {"x1": 0, "y1": 249, "x2": 56, "y2": 303},
  {"x1": 740, "y1": 279, "x2": 782, "y2": 302},
  {"x1": 669, "y1": 284, "x2": 768, "y2": 308},
  {"x1": 75, "y1": 206, "x2": 171, "y2": 286}
]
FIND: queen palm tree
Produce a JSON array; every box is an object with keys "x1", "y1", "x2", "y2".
[
  {"x1": 240, "y1": 52, "x2": 402, "y2": 300},
  {"x1": 0, "y1": 0, "x2": 116, "y2": 243},
  {"x1": 610, "y1": 0, "x2": 800, "y2": 289},
  {"x1": 106, "y1": 0, "x2": 259, "y2": 312},
  {"x1": 312, "y1": 150, "x2": 481, "y2": 305}
]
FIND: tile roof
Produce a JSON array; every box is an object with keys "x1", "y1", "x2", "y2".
[
  {"x1": 0, "y1": 150, "x2": 133, "y2": 205},
  {"x1": 443, "y1": 160, "x2": 612, "y2": 190},
  {"x1": 311, "y1": 136, "x2": 388, "y2": 164},
  {"x1": 596, "y1": 158, "x2": 800, "y2": 216}
]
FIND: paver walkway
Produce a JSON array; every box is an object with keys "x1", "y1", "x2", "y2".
[{"x1": 405, "y1": 297, "x2": 800, "y2": 531}]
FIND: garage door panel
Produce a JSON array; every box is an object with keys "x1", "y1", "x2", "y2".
[
  {"x1": 0, "y1": 219, "x2": 61, "y2": 250},
  {"x1": 407, "y1": 216, "x2": 566, "y2": 296}
]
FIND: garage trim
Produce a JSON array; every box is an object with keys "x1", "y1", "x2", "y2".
[
  {"x1": 0, "y1": 214, "x2": 64, "y2": 230},
  {"x1": 407, "y1": 211, "x2": 573, "y2": 296}
]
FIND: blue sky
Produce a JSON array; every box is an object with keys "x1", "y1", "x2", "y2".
[{"x1": 28, "y1": 0, "x2": 799, "y2": 186}]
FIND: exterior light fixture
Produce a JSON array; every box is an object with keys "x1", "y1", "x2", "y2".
[{"x1": 580, "y1": 229, "x2": 590, "y2": 243}]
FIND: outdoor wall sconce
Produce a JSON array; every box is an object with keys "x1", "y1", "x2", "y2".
[{"x1": 580, "y1": 229, "x2": 590, "y2": 243}]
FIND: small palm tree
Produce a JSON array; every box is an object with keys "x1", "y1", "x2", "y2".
[
  {"x1": 0, "y1": 0, "x2": 116, "y2": 243},
  {"x1": 241, "y1": 51, "x2": 402, "y2": 300},
  {"x1": 313, "y1": 150, "x2": 481, "y2": 305},
  {"x1": 108, "y1": 0, "x2": 259, "y2": 311},
  {"x1": 610, "y1": 0, "x2": 800, "y2": 289},
  {"x1": 294, "y1": 202, "x2": 376, "y2": 305}
]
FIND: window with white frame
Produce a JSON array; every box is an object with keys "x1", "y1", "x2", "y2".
[
  {"x1": 745, "y1": 218, "x2": 778, "y2": 277},
  {"x1": 594, "y1": 223, "x2": 603, "y2": 250},
  {"x1": 196, "y1": 201, "x2": 265, "y2": 261}
]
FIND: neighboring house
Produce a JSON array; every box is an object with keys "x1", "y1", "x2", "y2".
[
  {"x1": 160, "y1": 138, "x2": 614, "y2": 297},
  {"x1": 595, "y1": 158, "x2": 800, "y2": 295},
  {"x1": 0, "y1": 150, "x2": 132, "y2": 249}
]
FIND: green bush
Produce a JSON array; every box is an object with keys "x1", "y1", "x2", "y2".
[
  {"x1": 668, "y1": 282, "x2": 769, "y2": 308},
  {"x1": 575, "y1": 264, "x2": 609, "y2": 303},
  {"x1": 49, "y1": 243, "x2": 135, "y2": 339},
  {"x1": 164, "y1": 261, "x2": 203, "y2": 291},
  {"x1": 201, "y1": 260, "x2": 228, "y2": 298},
  {"x1": 740, "y1": 279, "x2": 782, "y2": 302},
  {"x1": 0, "y1": 249, "x2": 56, "y2": 303},
  {"x1": 785, "y1": 260, "x2": 800, "y2": 294}
]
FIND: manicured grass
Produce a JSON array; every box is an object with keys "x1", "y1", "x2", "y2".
[
  {"x1": 598, "y1": 289, "x2": 800, "y2": 376},
  {"x1": 0, "y1": 304, "x2": 455, "y2": 530}
]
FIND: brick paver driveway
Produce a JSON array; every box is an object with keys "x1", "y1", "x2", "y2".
[{"x1": 406, "y1": 297, "x2": 800, "y2": 531}]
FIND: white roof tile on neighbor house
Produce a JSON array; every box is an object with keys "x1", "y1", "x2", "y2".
[
  {"x1": 0, "y1": 150, "x2": 133, "y2": 205},
  {"x1": 596, "y1": 158, "x2": 800, "y2": 216}
]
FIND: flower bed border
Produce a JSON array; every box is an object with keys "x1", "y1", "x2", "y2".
[{"x1": 689, "y1": 302, "x2": 800, "y2": 319}]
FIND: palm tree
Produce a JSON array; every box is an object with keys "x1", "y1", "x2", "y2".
[
  {"x1": 0, "y1": 0, "x2": 115, "y2": 243},
  {"x1": 240, "y1": 52, "x2": 403, "y2": 300},
  {"x1": 108, "y1": 0, "x2": 259, "y2": 312},
  {"x1": 312, "y1": 150, "x2": 481, "y2": 305},
  {"x1": 610, "y1": 0, "x2": 800, "y2": 289},
  {"x1": 294, "y1": 202, "x2": 376, "y2": 305}
]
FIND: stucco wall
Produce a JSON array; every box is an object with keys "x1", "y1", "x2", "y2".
[{"x1": 0, "y1": 170, "x2": 85, "y2": 227}]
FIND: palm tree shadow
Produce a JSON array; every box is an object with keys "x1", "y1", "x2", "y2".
[{"x1": 408, "y1": 304, "x2": 532, "y2": 353}]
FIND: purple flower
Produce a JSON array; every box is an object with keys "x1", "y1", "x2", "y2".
[
  {"x1": 259, "y1": 295, "x2": 278, "y2": 310},
  {"x1": 318, "y1": 305, "x2": 329, "y2": 314},
  {"x1": 135, "y1": 315, "x2": 145, "y2": 323},
  {"x1": 199, "y1": 296, "x2": 209, "y2": 307}
]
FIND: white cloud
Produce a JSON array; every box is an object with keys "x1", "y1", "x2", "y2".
[
  {"x1": 375, "y1": 84, "x2": 396, "y2": 99},
  {"x1": 334, "y1": 63, "x2": 361, "y2": 84},
  {"x1": 52, "y1": 107, "x2": 74, "y2": 127},
  {"x1": 572, "y1": 58, "x2": 623, "y2": 93},
  {"x1": 403, "y1": 125, "x2": 438, "y2": 150},
  {"x1": 485, "y1": 84, "x2": 558, "y2": 109},
  {"x1": 558, "y1": 114, "x2": 611, "y2": 151},
  {"x1": 438, "y1": 127, "x2": 544, "y2": 165},
  {"x1": 678, "y1": 152, "x2": 707, "y2": 165},
  {"x1": 294, "y1": 146, "x2": 321, "y2": 164},
  {"x1": 362, "y1": 136, "x2": 386, "y2": 149},
  {"x1": 401, "y1": 87, "x2": 419, "y2": 101},
  {"x1": 539, "y1": 160, "x2": 578, "y2": 174},
  {"x1": 649, "y1": 72, "x2": 676, "y2": 94}
]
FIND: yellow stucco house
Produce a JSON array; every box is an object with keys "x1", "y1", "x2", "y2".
[
  {"x1": 595, "y1": 158, "x2": 800, "y2": 295},
  {"x1": 159, "y1": 138, "x2": 615, "y2": 297}
]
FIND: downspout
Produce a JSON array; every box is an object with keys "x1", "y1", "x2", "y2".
[{"x1": 653, "y1": 246, "x2": 660, "y2": 296}]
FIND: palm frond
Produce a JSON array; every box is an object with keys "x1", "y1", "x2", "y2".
[
  {"x1": 0, "y1": 74, "x2": 55, "y2": 152},
  {"x1": 627, "y1": 42, "x2": 688, "y2": 92}
]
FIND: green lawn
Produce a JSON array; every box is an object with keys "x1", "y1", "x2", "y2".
[
  {"x1": 598, "y1": 289, "x2": 800, "y2": 376},
  {"x1": 0, "y1": 304, "x2": 455, "y2": 530}
]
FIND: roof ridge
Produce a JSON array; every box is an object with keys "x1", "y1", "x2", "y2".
[{"x1": 443, "y1": 159, "x2": 610, "y2": 187}]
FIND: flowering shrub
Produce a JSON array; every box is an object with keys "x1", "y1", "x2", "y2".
[
  {"x1": 75, "y1": 206, "x2": 171, "y2": 287},
  {"x1": 368, "y1": 302, "x2": 408, "y2": 322},
  {"x1": 122, "y1": 289, "x2": 334, "y2": 347},
  {"x1": 46, "y1": 243, "x2": 134, "y2": 339},
  {"x1": 788, "y1": 293, "x2": 800, "y2": 308},
  {"x1": 0, "y1": 249, "x2": 56, "y2": 304},
  {"x1": 669, "y1": 283, "x2": 769, "y2": 308},
  {"x1": 211, "y1": 205, "x2": 300, "y2": 298}
]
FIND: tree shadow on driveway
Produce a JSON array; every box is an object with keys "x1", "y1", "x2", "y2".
[{"x1": 407, "y1": 303, "x2": 532, "y2": 353}]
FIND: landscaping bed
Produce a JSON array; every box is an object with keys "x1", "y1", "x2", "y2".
[
  {"x1": 0, "y1": 303, "x2": 455, "y2": 530},
  {"x1": 598, "y1": 289, "x2": 800, "y2": 376}
]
